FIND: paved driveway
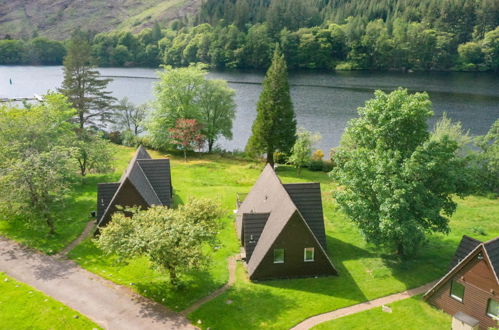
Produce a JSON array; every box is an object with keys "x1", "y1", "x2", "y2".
[{"x1": 0, "y1": 236, "x2": 196, "y2": 330}]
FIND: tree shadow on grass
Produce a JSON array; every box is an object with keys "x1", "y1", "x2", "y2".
[
  {"x1": 134, "y1": 269, "x2": 223, "y2": 312},
  {"x1": 255, "y1": 235, "x2": 370, "y2": 302},
  {"x1": 190, "y1": 285, "x2": 298, "y2": 330},
  {"x1": 383, "y1": 235, "x2": 461, "y2": 290}
]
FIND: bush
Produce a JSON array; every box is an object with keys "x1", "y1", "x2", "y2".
[
  {"x1": 308, "y1": 159, "x2": 324, "y2": 171},
  {"x1": 312, "y1": 149, "x2": 324, "y2": 161},
  {"x1": 274, "y1": 151, "x2": 288, "y2": 164},
  {"x1": 322, "y1": 160, "x2": 334, "y2": 172},
  {"x1": 106, "y1": 131, "x2": 123, "y2": 145},
  {"x1": 335, "y1": 62, "x2": 355, "y2": 71}
]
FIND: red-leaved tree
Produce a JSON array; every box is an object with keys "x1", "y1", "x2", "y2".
[{"x1": 169, "y1": 119, "x2": 205, "y2": 161}]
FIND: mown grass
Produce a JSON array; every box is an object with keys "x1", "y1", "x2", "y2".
[
  {"x1": 312, "y1": 294, "x2": 451, "y2": 330},
  {"x1": 188, "y1": 166, "x2": 498, "y2": 329},
  {"x1": 0, "y1": 272, "x2": 100, "y2": 329},
  {"x1": 2, "y1": 145, "x2": 498, "y2": 328}
]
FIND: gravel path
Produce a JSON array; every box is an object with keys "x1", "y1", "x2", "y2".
[
  {"x1": 0, "y1": 236, "x2": 196, "y2": 330},
  {"x1": 181, "y1": 255, "x2": 238, "y2": 315}
]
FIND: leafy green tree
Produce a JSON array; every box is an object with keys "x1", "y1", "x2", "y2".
[
  {"x1": 0, "y1": 40, "x2": 26, "y2": 64},
  {"x1": 431, "y1": 113, "x2": 472, "y2": 156},
  {"x1": 113, "y1": 97, "x2": 146, "y2": 136},
  {"x1": 27, "y1": 37, "x2": 66, "y2": 65},
  {"x1": 458, "y1": 42, "x2": 485, "y2": 67},
  {"x1": 149, "y1": 64, "x2": 235, "y2": 151},
  {"x1": 474, "y1": 119, "x2": 499, "y2": 193},
  {"x1": 289, "y1": 129, "x2": 321, "y2": 174},
  {"x1": 59, "y1": 30, "x2": 116, "y2": 129},
  {"x1": 332, "y1": 89, "x2": 473, "y2": 256},
  {"x1": 246, "y1": 47, "x2": 296, "y2": 166},
  {"x1": 0, "y1": 94, "x2": 77, "y2": 235},
  {"x1": 95, "y1": 199, "x2": 223, "y2": 286},
  {"x1": 482, "y1": 27, "x2": 499, "y2": 72},
  {"x1": 0, "y1": 148, "x2": 75, "y2": 236},
  {"x1": 71, "y1": 130, "x2": 114, "y2": 176},
  {"x1": 198, "y1": 80, "x2": 236, "y2": 152}
]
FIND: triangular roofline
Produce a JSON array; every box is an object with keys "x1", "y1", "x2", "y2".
[
  {"x1": 424, "y1": 239, "x2": 499, "y2": 300},
  {"x1": 245, "y1": 164, "x2": 337, "y2": 277},
  {"x1": 97, "y1": 146, "x2": 160, "y2": 227}
]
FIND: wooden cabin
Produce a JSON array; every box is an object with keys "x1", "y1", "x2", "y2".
[
  {"x1": 95, "y1": 146, "x2": 172, "y2": 229},
  {"x1": 235, "y1": 164, "x2": 337, "y2": 280},
  {"x1": 424, "y1": 235, "x2": 499, "y2": 329}
]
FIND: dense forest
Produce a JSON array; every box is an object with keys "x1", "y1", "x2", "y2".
[{"x1": 1, "y1": 0, "x2": 498, "y2": 71}]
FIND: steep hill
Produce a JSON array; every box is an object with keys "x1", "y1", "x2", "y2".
[{"x1": 0, "y1": 0, "x2": 201, "y2": 40}]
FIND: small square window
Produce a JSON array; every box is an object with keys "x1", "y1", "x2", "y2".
[
  {"x1": 304, "y1": 247, "x2": 315, "y2": 262},
  {"x1": 487, "y1": 299, "x2": 499, "y2": 320},
  {"x1": 274, "y1": 248, "x2": 284, "y2": 264},
  {"x1": 450, "y1": 280, "x2": 465, "y2": 302}
]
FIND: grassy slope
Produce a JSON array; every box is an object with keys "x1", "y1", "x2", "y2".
[
  {"x1": 0, "y1": 0, "x2": 199, "y2": 40},
  {"x1": 1, "y1": 145, "x2": 497, "y2": 327},
  {"x1": 312, "y1": 295, "x2": 451, "y2": 330},
  {"x1": 0, "y1": 272, "x2": 100, "y2": 329}
]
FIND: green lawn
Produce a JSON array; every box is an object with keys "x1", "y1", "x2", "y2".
[
  {"x1": 1, "y1": 145, "x2": 498, "y2": 328},
  {"x1": 312, "y1": 295, "x2": 451, "y2": 330},
  {"x1": 0, "y1": 272, "x2": 100, "y2": 329},
  {"x1": 188, "y1": 165, "x2": 499, "y2": 329}
]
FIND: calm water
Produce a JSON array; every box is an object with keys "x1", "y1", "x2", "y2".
[{"x1": 1, "y1": 66, "x2": 498, "y2": 152}]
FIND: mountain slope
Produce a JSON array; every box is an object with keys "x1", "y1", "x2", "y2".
[{"x1": 0, "y1": 0, "x2": 201, "y2": 40}]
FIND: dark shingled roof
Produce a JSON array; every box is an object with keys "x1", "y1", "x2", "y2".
[
  {"x1": 484, "y1": 237, "x2": 499, "y2": 280},
  {"x1": 97, "y1": 183, "x2": 120, "y2": 219},
  {"x1": 138, "y1": 159, "x2": 172, "y2": 206},
  {"x1": 242, "y1": 213, "x2": 270, "y2": 261},
  {"x1": 449, "y1": 235, "x2": 482, "y2": 270},
  {"x1": 236, "y1": 164, "x2": 336, "y2": 277},
  {"x1": 424, "y1": 235, "x2": 499, "y2": 300},
  {"x1": 96, "y1": 146, "x2": 172, "y2": 227},
  {"x1": 283, "y1": 183, "x2": 327, "y2": 250}
]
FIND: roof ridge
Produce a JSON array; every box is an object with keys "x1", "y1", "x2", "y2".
[
  {"x1": 462, "y1": 234, "x2": 483, "y2": 243},
  {"x1": 484, "y1": 236, "x2": 499, "y2": 245},
  {"x1": 247, "y1": 166, "x2": 336, "y2": 276},
  {"x1": 134, "y1": 162, "x2": 162, "y2": 205}
]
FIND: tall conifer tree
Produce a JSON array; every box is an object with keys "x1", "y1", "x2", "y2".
[
  {"x1": 59, "y1": 30, "x2": 116, "y2": 129},
  {"x1": 246, "y1": 47, "x2": 296, "y2": 166}
]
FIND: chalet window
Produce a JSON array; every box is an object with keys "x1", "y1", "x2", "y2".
[
  {"x1": 274, "y1": 248, "x2": 284, "y2": 264},
  {"x1": 304, "y1": 247, "x2": 315, "y2": 262},
  {"x1": 450, "y1": 280, "x2": 465, "y2": 302},
  {"x1": 487, "y1": 299, "x2": 499, "y2": 320}
]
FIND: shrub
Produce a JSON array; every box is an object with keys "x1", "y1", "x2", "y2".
[
  {"x1": 312, "y1": 149, "x2": 324, "y2": 161},
  {"x1": 309, "y1": 159, "x2": 324, "y2": 171},
  {"x1": 106, "y1": 131, "x2": 123, "y2": 145},
  {"x1": 274, "y1": 151, "x2": 288, "y2": 164},
  {"x1": 322, "y1": 160, "x2": 334, "y2": 172}
]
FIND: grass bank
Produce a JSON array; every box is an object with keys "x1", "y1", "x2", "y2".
[
  {"x1": 312, "y1": 294, "x2": 451, "y2": 329},
  {"x1": 0, "y1": 272, "x2": 100, "y2": 329}
]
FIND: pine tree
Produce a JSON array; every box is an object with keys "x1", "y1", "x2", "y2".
[
  {"x1": 246, "y1": 47, "x2": 296, "y2": 166},
  {"x1": 58, "y1": 30, "x2": 116, "y2": 129}
]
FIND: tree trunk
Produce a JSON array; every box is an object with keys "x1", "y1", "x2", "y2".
[
  {"x1": 208, "y1": 139, "x2": 214, "y2": 153},
  {"x1": 266, "y1": 149, "x2": 274, "y2": 167},
  {"x1": 183, "y1": 149, "x2": 187, "y2": 162},
  {"x1": 167, "y1": 266, "x2": 178, "y2": 287},
  {"x1": 45, "y1": 214, "x2": 56, "y2": 236}
]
